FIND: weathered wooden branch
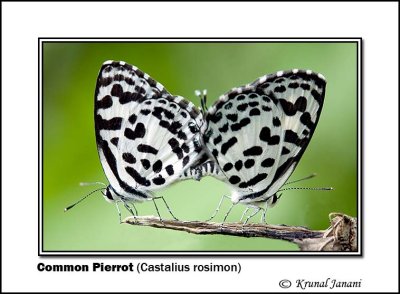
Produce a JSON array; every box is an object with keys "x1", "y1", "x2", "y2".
[{"x1": 124, "y1": 212, "x2": 357, "y2": 251}]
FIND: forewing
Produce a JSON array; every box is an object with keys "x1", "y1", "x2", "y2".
[{"x1": 95, "y1": 61, "x2": 204, "y2": 196}]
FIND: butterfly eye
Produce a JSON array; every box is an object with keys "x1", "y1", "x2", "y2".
[{"x1": 105, "y1": 188, "x2": 114, "y2": 201}]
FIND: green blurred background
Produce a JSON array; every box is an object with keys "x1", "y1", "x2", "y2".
[{"x1": 43, "y1": 42, "x2": 358, "y2": 252}]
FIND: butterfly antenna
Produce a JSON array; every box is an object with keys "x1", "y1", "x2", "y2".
[
  {"x1": 284, "y1": 173, "x2": 317, "y2": 186},
  {"x1": 278, "y1": 186, "x2": 333, "y2": 192},
  {"x1": 195, "y1": 89, "x2": 208, "y2": 114},
  {"x1": 64, "y1": 187, "x2": 104, "y2": 212},
  {"x1": 202, "y1": 89, "x2": 208, "y2": 112},
  {"x1": 79, "y1": 181, "x2": 107, "y2": 187}
]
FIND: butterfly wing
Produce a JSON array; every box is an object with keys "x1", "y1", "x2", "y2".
[
  {"x1": 95, "y1": 61, "x2": 204, "y2": 200},
  {"x1": 203, "y1": 69, "x2": 326, "y2": 203}
]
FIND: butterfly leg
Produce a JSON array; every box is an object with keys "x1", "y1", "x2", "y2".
[
  {"x1": 239, "y1": 207, "x2": 250, "y2": 222},
  {"x1": 115, "y1": 202, "x2": 122, "y2": 224},
  {"x1": 122, "y1": 201, "x2": 137, "y2": 223},
  {"x1": 260, "y1": 206, "x2": 268, "y2": 224},
  {"x1": 123, "y1": 202, "x2": 136, "y2": 216},
  {"x1": 205, "y1": 195, "x2": 229, "y2": 222},
  {"x1": 131, "y1": 203, "x2": 138, "y2": 216},
  {"x1": 157, "y1": 196, "x2": 179, "y2": 221},
  {"x1": 221, "y1": 202, "x2": 236, "y2": 225},
  {"x1": 152, "y1": 199, "x2": 164, "y2": 224},
  {"x1": 243, "y1": 207, "x2": 261, "y2": 225}
]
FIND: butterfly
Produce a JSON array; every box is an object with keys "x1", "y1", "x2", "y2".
[
  {"x1": 92, "y1": 60, "x2": 206, "y2": 220},
  {"x1": 183, "y1": 69, "x2": 327, "y2": 223}
]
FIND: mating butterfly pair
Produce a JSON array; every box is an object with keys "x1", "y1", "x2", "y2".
[{"x1": 93, "y1": 60, "x2": 327, "y2": 223}]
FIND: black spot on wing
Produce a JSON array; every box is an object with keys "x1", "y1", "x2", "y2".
[
  {"x1": 243, "y1": 146, "x2": 263, "y2": 156},
  {"x1": 221, "y1": 137, "x2": 238, "y2": 155},
  {"x1": 288, "y1": 82, "x2": 299, "y2": 89},
  {"x1": 141, "y1": 159, "x2": 150, "y2": 170},
  {"x1": 152, "y1": 107, "x2": 163, "y2": 120},
  {"x1": 224, "y1": 102, "x2": 233, "y2": 109},
  {"x1": 259, "y1": 127, "x2": 280, "y2": 145},
  {"x1": 284, "y1": 130, "x2": 307, "y2": 147},
  {"x1": 300, "y1": 112, "x2": 314, "y2": 129},
  {"x1": 125, "y1": 166, "x2": 150, "y2": 187},
  {"x1": 110, "y1": 137, "x2": 119, "y2": 147},
  {"x1": 152, "y1": 160, "x2": 163, "y2": 173},
  {"x1": 122, "y1": 153, "x2": 136, "y2": 164},
  {"x1": 165, "y1": 165, "x2": 174, "y2": 176},
  {"x1": 163, "y1": 108, "x2": 175, "y2": 120},
  {"x1": 273, "y1": 117, "x2": 281, "y2": 127},
  {"x1": 274, "y1": 85, "x2": 286, "y2": 93},
  {"x1": 218, "y1": 123, "x2": 229, "y2": 133},
  {"x1": 124, "y1": 123, "x2": 146, "y2": 140},
  {"x1": 281, "y1": 146, "x2": 290, "y2": 155},
  {"x1": 249, "y1": 93, "x2": 259, "y2": 99},
  {"x1": 96, "y1": 95, "x2": 113, "y2": 109},
  {"x1": 210, "y1": 112, "x2": 222, "y2": 123},
  {"x1": 234, "y1": 160, "x2": 243, "y2": 171},
  {"x1": 262, "y1": 105, "x2": 272, "y2": 112},
  {"x1": 237, "y1": 103, "x2": 248, "y2": 112},
  {"x1": 249, "y1": 101, "x2": 259, "y2": 107},
  {"x1": 229, "y1": 175, "x2": 241, "y2": 185},
  {"x1": 249, "y1": 108, "x2": 261, "y2": 116},
  {"x1": 223, "y1": 162, "x2": 233, "y2": 172},
  {"x1": 125, "y1": 77, "x2": 135, "y2": 86},
  {"x1": 231, "y1": 117, "x2": 250, "y2": 132},
  {"x1": 152, "y1": 175, "x2": 166, "y2": 185},
  {"x1": 128, "y1": 114, "x2": 137, "y2": 124},
  {"x1": 311, "y1": 89, "x2": 323, "y2": 104},
  {"x1": 111, "y1": 84, "x2": 123, "y2": 98},
  {"x1": 95, "y1": 115, "x2": 122, "y2": 130},
  {"x1": 226, "y1": 113, "x2": 238, "y2": 122},
  {"x1": 113, "y1": 74, "x2": 125, "y2": 82},
  {"x1": 279, "y1": 96, "x2": 307, "y2": 116},
  {"x1": 262, "y1": 96, "x2": 271, "y2": 103},
  {"x1": 140, "y1": 109, "x2": 151, "y2": 116},
  {"x1": 244, "y1": 159, "x2": 255, "y2": 168},
  {"x1": 137, "y1": 144, "x2": 158, "y2": 155},
  {"x1": 168, "y1": 138, "x2": 183, "y2": 159},
  {"x1": 177, "y1": 130, "x2": 187, "y2": 141},
  {"x1": 261, "y1": 158, "x2": 275, "y2": 168},
  {"x1": 181, "y1": 143, "x2": 190, "y2": 154},
  {"x1": 182, "y1": 155, "x2": 190, "y2": 167},
  {"x1": 168, "y1": 121, "x2": 182, "y2": 134},
  {"x1": 97, "y1": 76, "x2": 113, "y2": 87},
  {"x1": 238, "y1": 173, "x2": 268, "y2": 189},
  {"x1": 213, "y1": 135, "x2": 222, "y2": 145}
]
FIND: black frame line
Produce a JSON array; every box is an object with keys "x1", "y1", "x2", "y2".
[{"x1": 38, "y1": 37, "x2": 362, "y2": 257}]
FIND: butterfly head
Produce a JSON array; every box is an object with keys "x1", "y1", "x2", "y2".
[
  {"x1": 102, "y1": 185, "x2": 120, "y2": 203},
  {"x1": 267, "y1": 193, "x2": 282, "y2": 208},
  {"x1": 231, "y1": 189, "x2": 282, "y2": 208}
]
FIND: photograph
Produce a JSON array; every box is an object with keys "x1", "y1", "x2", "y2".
[{"x1": 40, "y1": 39, "x2": 359, "y2": 254}]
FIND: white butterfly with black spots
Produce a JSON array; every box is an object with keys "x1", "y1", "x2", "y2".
[
  {"x1": 183, "y1": 69, "x2": 327, "y2": 222},
  {"x1": 94, "y1": 61, "x2": 205, "y2": 216}
]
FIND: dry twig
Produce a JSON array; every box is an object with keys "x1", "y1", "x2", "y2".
[{"x1": 124, "y1": 212, "x2": 357, "y2": 251}]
